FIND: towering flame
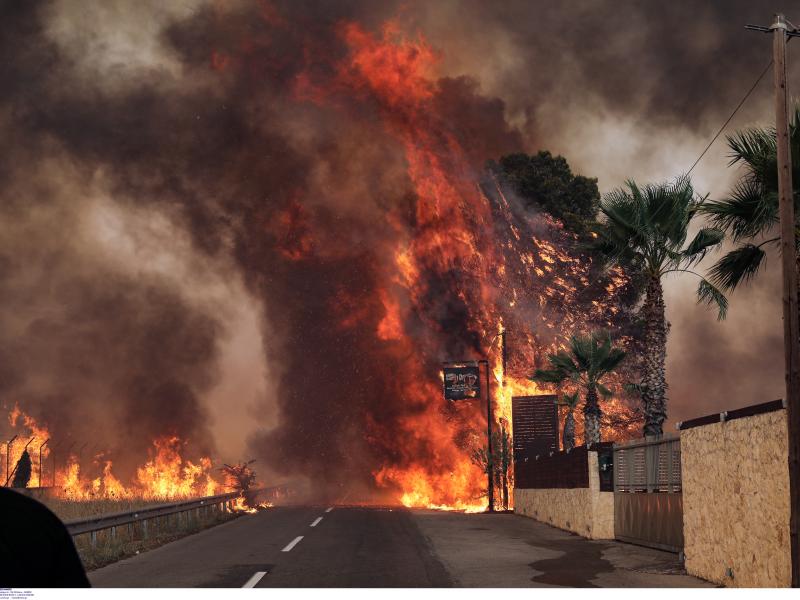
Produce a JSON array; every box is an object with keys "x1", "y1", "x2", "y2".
[
  {"x1": 1, "y1": 7, "x2": 643, "y2": 513},
  {"x1": 282, "y1": 21, "x2": 641, "y2": 509}
]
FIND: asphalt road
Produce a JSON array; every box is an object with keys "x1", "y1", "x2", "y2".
[{"x1": 89, "y1": 506, "x2": 712, "y2": 588}]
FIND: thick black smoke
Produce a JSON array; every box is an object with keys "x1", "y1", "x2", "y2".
[{"x1": 0, "y1": 0, "x2": 789, "y2": 493}]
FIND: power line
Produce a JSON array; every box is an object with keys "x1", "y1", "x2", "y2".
[{"x1": 686, "y1": 59, "x2": 773, "y2": 176}]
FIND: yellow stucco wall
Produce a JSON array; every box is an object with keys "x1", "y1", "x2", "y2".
[
  {"x1": 682, "y1": 409, "x2": 790, "y2": 587},
  {"x1": 514, "y1": 451, "x2": 614, "y2": 540}
]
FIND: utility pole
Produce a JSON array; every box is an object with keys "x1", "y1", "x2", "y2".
[
  {"x1": 443, "y1": 359, "x2": 494, "y2": 512},
  {"x1": 39, "y1": 439, "x2": 49, "y2": 488},
  {"x1": 480, "y1": 359, "x2": 494, "y2": 513},
  {"x1": 748, "y1": 12, "x2": 800, "y2": 587},
  {"x1": 773, "y1": 14, "x2": 800, "y2": 588}
]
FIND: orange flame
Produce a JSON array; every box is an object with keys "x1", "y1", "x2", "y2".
[{"x1": 4, "y1": 406, "x2": 222, "y2": 501}]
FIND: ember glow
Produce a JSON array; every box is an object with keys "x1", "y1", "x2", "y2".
[
  {"x1": 1, "y1": 4, "x2": 649, "y2": 513},
  {"x1": 275, "y1": 22, "x2": 640, "y2": 509},
  {"x1": 4, "y1": 406, "x2": 220, "y2": 500}
]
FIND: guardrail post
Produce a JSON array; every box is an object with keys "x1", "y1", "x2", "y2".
[
  {"x1": 142, "y1": 519, "x2": 148, "y2": 540},
  {"x1": 90, "y1": 531, "x2": 97, "y2": 548},
  {"x1": 111, "y1": 526, "x2": 116, "y2": 541}
]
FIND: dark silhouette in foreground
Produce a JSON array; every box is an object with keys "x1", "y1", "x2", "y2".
[{"x1": 0, "y1": 488, "x2": 90, "y2": 587}]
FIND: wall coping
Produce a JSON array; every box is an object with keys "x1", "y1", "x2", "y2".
[{"x1": 677, "y1": 399, "x2": 785, "y2": 431}]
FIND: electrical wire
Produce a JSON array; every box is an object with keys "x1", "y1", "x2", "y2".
[{"x1": 686, "y1": 59, "x2": 773, "y2": 176}]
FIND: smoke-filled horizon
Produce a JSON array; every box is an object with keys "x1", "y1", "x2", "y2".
[{"x1": 0, "y1": 1, "x2": 790, "y2": 499}]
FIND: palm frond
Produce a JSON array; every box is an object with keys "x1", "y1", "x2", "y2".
[
  {"x1": 682, "y1": 227, "x2": 725, "y2": 264},
  {"x1": 548, "y1": 350, "x2": 579, "y2": 375},
  {"x1": 596, "y1": 382, "x2": 613, "y2": 398},
  {"x1": 598, "y1": 175, "x2": 705, "y2": 279},
  {"x1": 708, "y1": 243, "x2": 769, "y2": 291},
  {"x1": 623, "y1": 382, "x2": 646, "y2": 397},
  {"x1": 567, "y1": 336, "x2": 593, "y2": 373},
  {"x1": 726, "y1": 127, "x2": 776, "y2": 172},
  {"x1": 657, "y1": 176, "x2": 694, "y2": 248},
  {"x1": 558, "y1": 391, "x2": 580, "y2": 409},
  {"x1": 530, "y1": 368, "x2": 566, "y2": 385},
  {"x1": 597, "y1": 347, "x2": 627, "y2": 374},
  {"x1": 702, "y1": 179, "x2": 777, "y2": 241},
  {"x1": 697, "y1": 278, "x2": 729, "y2": 320}
]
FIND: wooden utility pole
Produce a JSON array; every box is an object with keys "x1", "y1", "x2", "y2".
[
  {"x1": 756, "y1": 12, "x2": 800, "y2": 587},
  {"x1": 774, "y1": 14, "x2": 800, "y2": 588},
  {"x1": 748, "y1": 13, "x2": 800, "y2": 586}
]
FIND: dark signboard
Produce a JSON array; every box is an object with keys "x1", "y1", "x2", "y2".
[
  {"x1": 511, "y1": 395, "x2": 558, "y2": 464},
  {"x1": 443, "y1": 366, "x2": 481, "y2": 400}
]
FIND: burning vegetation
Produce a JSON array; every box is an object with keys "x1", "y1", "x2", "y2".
[
  {"x1": 0, "y1": 4, "x2": 649, "y2": 513},
  {"x1": 3, "y1": 405, "x2": 220, "y2": 500},
  {"x1": 247, "y1": 19, "x2": 645, "y2": 509}
]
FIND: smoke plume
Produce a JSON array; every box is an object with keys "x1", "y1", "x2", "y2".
[{"x1": 0, "y1": 0, "x2": 790, "y2": 497}]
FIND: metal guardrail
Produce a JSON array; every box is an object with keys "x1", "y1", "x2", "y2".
[
  {"x1": 65, "y1": 485, "x2": 288, "y2": 542},
  {"x1": 65, "y1": 491, "x2": 240, "y2": 536}
]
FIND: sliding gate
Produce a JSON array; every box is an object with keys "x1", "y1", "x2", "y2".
[{"x1": 613, "y1": 434, "x2": 683, "y2": 553}]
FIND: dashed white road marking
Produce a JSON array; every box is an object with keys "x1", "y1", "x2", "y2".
[
  {"x1": 282, "y1": 535, "x2": 304, "y2": 552},
  {"x1": 325, "y1": 507, "x2": 334, "y2": 513},
  {"x1": 310, "y1": 517, "x2": 323, "y2": 527},
  {"x1": 242, "y1": 571, "x2": 267, "y2": 588}
]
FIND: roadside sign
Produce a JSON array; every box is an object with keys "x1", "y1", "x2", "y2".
[{"x1": 443, "y1": 366, "x2": 481, "y2": 400}]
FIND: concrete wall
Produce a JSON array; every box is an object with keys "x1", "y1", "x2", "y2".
[
  {"x1": 514, "y1": 452, "x2": 614, "y2": 540},
  {"x1": 682, "y1": 409, "x2": 790, "y2": 587}
]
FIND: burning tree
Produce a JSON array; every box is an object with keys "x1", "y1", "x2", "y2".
[
  {"x1": 0, "y1": 8, "x2": 653, "y2": 511},
  {"x1": 222, "y1": 460, "x2": 258, "y2": 507}
]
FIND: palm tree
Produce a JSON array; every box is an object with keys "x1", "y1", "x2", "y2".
[
  {"x1": 558, "y1": 391, "x2": 579, "y2": 451},
  {"x1": 596, "y1": 176, "x2": 726, "y2": 436},
  {"x1": 701, "y1": 107, "x2": 800, "y2": 295},
  {"x1": 531, "y1": 331, "x2": 626, "y2": 447}
]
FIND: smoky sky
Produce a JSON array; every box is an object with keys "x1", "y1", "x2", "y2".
[{"x1": 0, "y1": 0, "x2": 791, "y2": 492}]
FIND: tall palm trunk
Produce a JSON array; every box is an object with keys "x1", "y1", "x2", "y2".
[
  {"x1": 583, "y1": 386, "x2": 601, "y2": 447},
  {"x1": 642, "y1": 276, "x2": 668, "y2": 436},
  {"x1": 563, "y1": 410, "x2": 575, "y2": 451}
]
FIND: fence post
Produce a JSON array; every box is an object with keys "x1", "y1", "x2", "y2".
[
  {"x1": 111, "y1": 526, "x2": 116, "y2": 541},
  {"x1": 90, "y1": 531, "x2": 97, "y2": 548},
  {"x1": 142, "y1": 519, "x2": 148, "y2": 540},
  {"x1": 666, "y1": 440, "x2": 673, "y2": 493},
  {"x1": 627, "y1": 447, "x2": 635, "y2": 492}
]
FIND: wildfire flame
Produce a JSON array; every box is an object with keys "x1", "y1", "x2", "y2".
[
  {"x1": 3, "y1": 405, "x2": 221, "y2": 500},
  {"x1": 286, "y1": 20, "x2": 642, "y2": 510},
  {"x1": 4, "y1": 12, "x2": 643, "y2": 515}
]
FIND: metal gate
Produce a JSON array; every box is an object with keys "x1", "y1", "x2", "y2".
[{"x1": 613, "y1": 434, "x2": 683, "y2": 553}]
